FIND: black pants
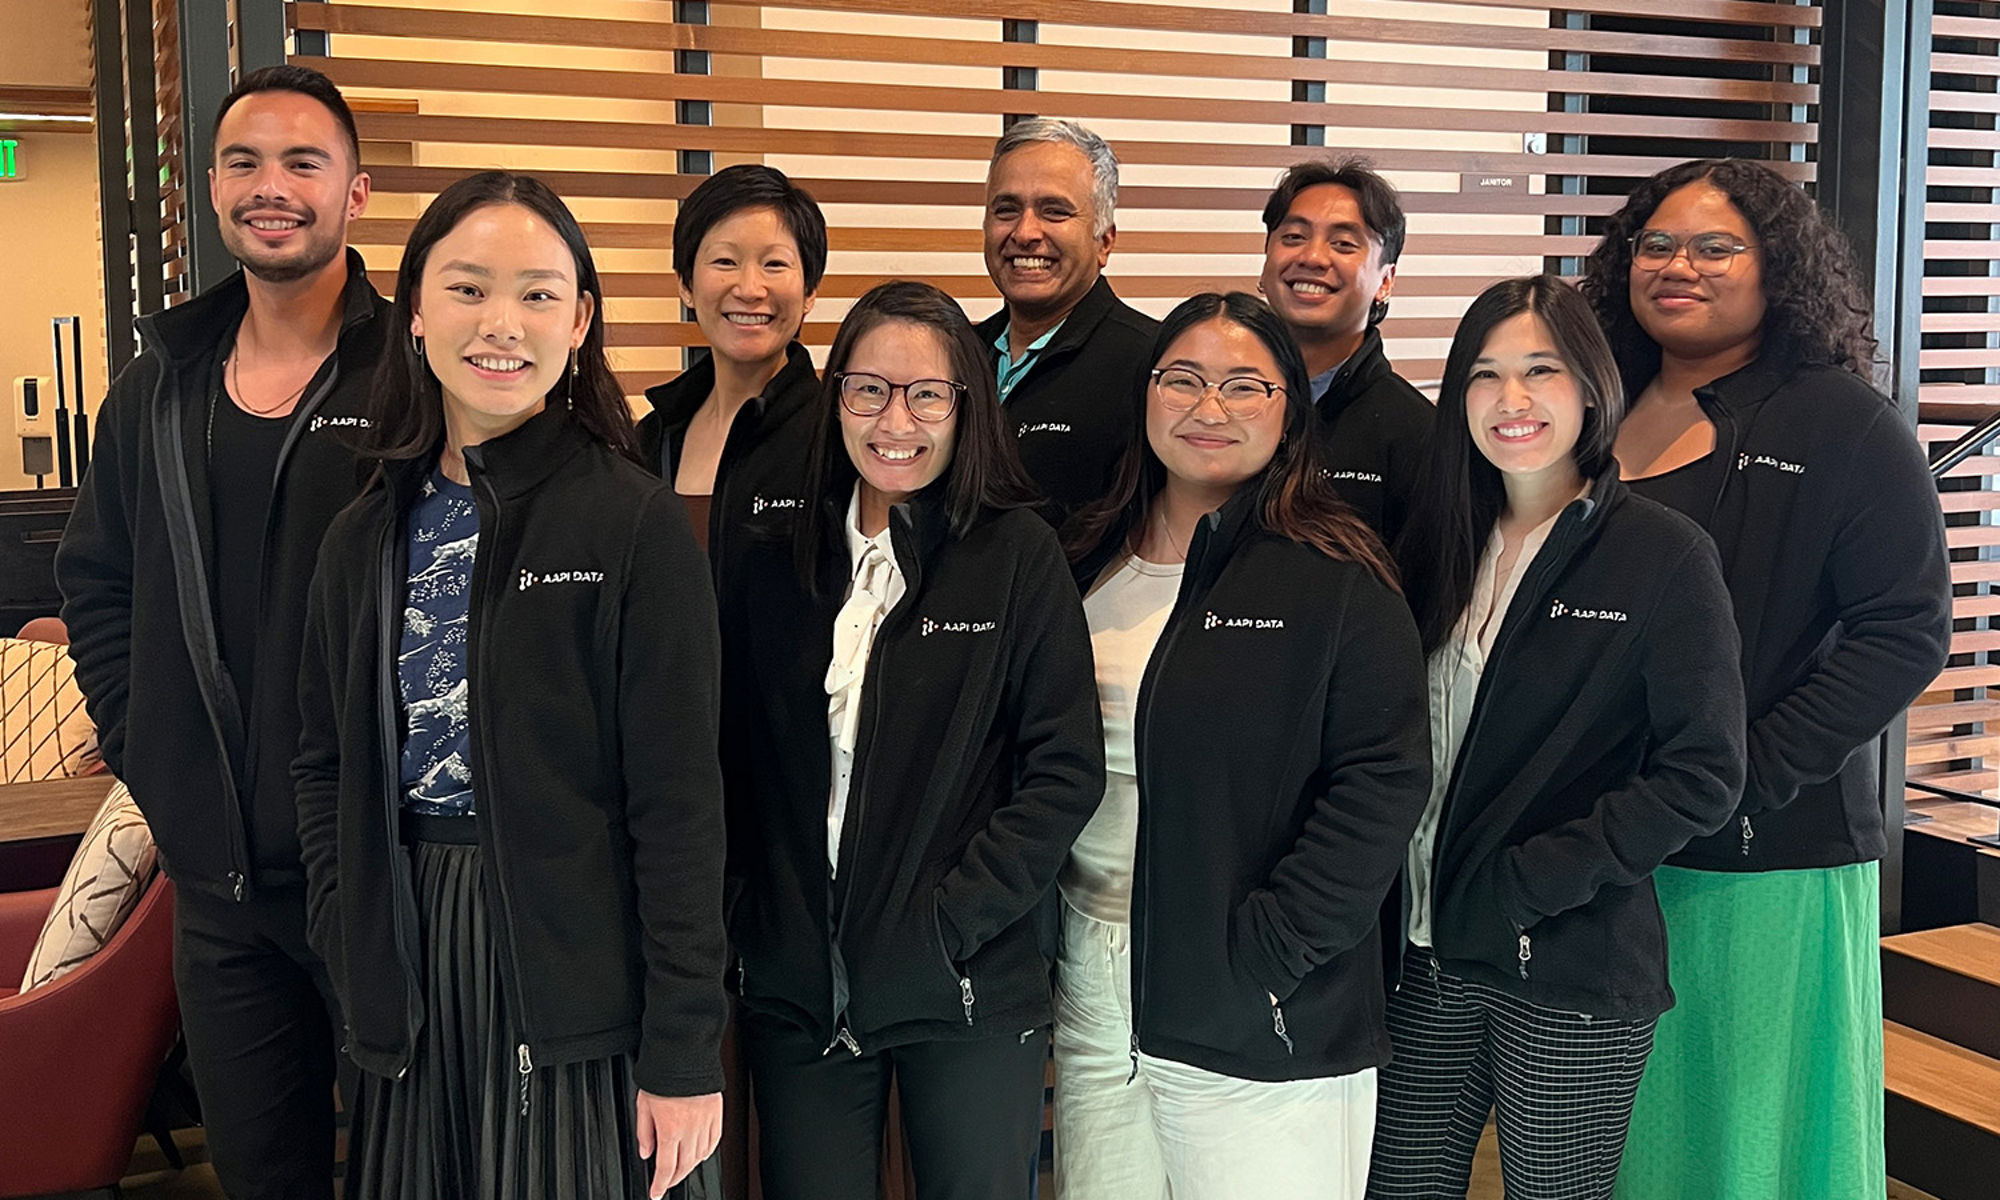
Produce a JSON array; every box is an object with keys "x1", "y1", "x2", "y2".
[
  {"x1": 742, "y1": 1010, "x2": 1049, "y2": 1200},
  {"x1": 174, "y1": 880, "x2": 342, "y2": 1200}
]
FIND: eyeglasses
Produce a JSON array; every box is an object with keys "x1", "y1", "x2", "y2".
[
  {"x1": 1150, "y1": 368, "x2": 1286, "y2": 419},
  {"x1": 835, "y1": 373, "x2": 964, "y2": 423},
  {"x1": 1629, "y1": 229, "x2": 1756, "y2": 276}
]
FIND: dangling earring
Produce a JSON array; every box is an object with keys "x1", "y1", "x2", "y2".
[
  {"x1": 411, "y1": 332, "x2": 423, "y2": 358},
  {"x1": 566, "y1": 349, "x2": 578, "y2": 411}
]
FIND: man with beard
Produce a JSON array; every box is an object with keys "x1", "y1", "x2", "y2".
[
  {"x1": 1258, "y1": 158, "x2": 1433, "y2": 544},
  {"x1": 57, "y1": 65, "x2": 386, "y2": 1199},
  {"x1": 975, "y1": 119, "x2": 1157, "y2": 518}
]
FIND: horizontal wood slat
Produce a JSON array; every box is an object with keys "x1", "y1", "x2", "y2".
[{"x1": 290, "y1": 6, "x2": 1818, "y2": 104}]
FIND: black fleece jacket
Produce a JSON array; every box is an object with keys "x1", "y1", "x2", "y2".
[
  {"x1": 635, "y1": 341, "x2": 820, "y2": 575},
  {"x1": 55, "y1": 250, "x2": 386, "y2": 901},
  {"x1": 975, "y1": 277, "x2": 1159, "y2": 516},
  {"x1": 1423, "y1": 472, "x2": 1746, "y2": 1020},
  {"x1": 719, "y1": 486, "x2": 1105, "y2": 1054},
  {"x1": 293, "y1": 407, "x2": 728, "y2": 1096},
  {"x1": 1076, "y1": 493, "x2": 1430, "y2": 1083},
  {"x1": 1312, "y1": 327, "x2": 1436, "y2": 546},
  {"x1": 1633, "y1": 354, "x2": 1952, "y2": 871}
]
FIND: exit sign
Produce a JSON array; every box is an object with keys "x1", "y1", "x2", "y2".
[{"x1": 0, "y1": 140, "x2": 19, "y2": 181}]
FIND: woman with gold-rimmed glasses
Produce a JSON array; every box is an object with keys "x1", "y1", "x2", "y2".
[
  {"x1": 1580, "y1": 158, "x2": 1952, "y2": 1200},
  {"x1": 1054, "y1": 292, "x2": 1428, "y2": 1198},
  {"x1": 715, "y1": 280, "x2": 1105, "y2": 1200}
]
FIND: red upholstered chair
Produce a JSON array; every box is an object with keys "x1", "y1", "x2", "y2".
[
  {"x1": 0, "y1": 875, "x2": 178, "y2": 1198},
  {"x1": 14, "y1": 617, "x2": 69, "y2": 645}
]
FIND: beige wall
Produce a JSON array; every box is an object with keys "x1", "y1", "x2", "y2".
[
  {"x1": 0, "y1": 131, "x2": 108, "y2": 491},
  {"x1": 0, "y1": 0, "x2": 92, "y2": 90}
]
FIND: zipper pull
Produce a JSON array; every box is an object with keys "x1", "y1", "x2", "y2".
[
  {"x1": 959, "y1": 977, "x2": 976, "y2": 1026},
  {"x1": 736, "y1": 959, "x2": 746, "y2": 997},
  {"x1": 836, "y1": 1026, "x2": 862, "y2": 1057},
  {"x1": 229, "y1": 871, "x2": 246, "y2": 902},
  {"x1": 1740, "y1": 814, "x2": 1755, "y2": 857},
  {"x1": 1127, "y1": 1033, "x2": 1139, "y2": 1085},
  {"x1": 1269, "y1": 998, "x2": 1295, "y2": 1056},
  {"x1": 517, "y1": 1044, "x2": 533, "y2": 1116},
  {"x1": 1517, "y1": 933, "x2": 1532, "y2": 981}
]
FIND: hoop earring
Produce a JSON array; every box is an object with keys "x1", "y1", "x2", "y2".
[
  {"x1": 566, "y1": 349, "x2": 577, "y2": 411},
  {"x1": 410, "y1": 332, "x2": 423, "y2": 358}
]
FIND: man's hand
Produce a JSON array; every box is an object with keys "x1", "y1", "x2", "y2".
[{"x1": 634, "y1": 1088, "x2": 722, "y2": 1198}]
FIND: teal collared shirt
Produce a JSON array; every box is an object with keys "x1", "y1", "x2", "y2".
[{"x1": 994, "y1": 320, "x2": 1065, "y2": 403}]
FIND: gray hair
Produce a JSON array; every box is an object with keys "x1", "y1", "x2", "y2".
[{"x1": 990, "y1": 118, "x2": 1120, "y2": 238}]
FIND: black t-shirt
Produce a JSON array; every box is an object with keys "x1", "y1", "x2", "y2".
[{"x1": 206, "y1": 361, "x2": 292, "y2": 729}]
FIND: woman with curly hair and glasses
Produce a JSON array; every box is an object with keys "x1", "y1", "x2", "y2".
[{"x1": 1579, "y1": 159, "x2": 1952, "y2": 1200}]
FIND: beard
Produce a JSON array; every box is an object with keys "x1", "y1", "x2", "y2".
[{"x1": 221, "y1": 206, "x2": 346, "y2": 284}]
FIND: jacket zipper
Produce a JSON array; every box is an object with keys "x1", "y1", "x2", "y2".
[
  {"x1": 1269, "y1": 996, "x2": 1295, "y2": 1055},
  {"x1": 1740, "y1": 814, "x2": 1755, "y2": 857},
  {"x1": 1128, "y1": 512, "x2": 1215, "y2": 1073},
  {"x1": 468, "y1": 464, "x2": 542, "y2": 1111},
  {"x1": 822, "y1": 504, "x2": 923, "y2": 1057},
  {"x1": 1517, "y1": 932, "x2": 1532, "y2": 981},
  {"x1": 1426, "y1": 500, "x2": 1591, "y2": 971},
  {"x1": 374, "y1": 519, "x2": 423, "y2": 1078}
]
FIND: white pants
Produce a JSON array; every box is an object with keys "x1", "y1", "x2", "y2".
[{"x1": 1052, "y1": 902, "x2": 1376, "y2": 1200}]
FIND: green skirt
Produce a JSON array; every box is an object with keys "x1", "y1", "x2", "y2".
[{"x1": 1614, "y1": 862, "x2": 1884, "y2": 1200}]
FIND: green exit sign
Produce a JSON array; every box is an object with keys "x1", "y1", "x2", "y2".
[{"x1": 0, "y1": 140, "x2": 19, "y2": 181}]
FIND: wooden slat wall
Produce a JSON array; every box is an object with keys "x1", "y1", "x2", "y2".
[
  {"x1": 285, "y1": 0, "x2": 1820, "y2": 400},
  {"x1": 156, "y1": 0, "x2": 190, "y2": 307},
  {"x1": 1916, "y1": 2, "x2": 2000, "y2": 797}
]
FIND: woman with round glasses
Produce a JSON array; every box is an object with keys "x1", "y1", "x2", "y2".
[
  {"x1": 1055, "y1": 292, "x2": 1428, "y2": 1198},
  {"x1": 1578, "y1": 160, "x2": 1951, "y2": 1200},
  {"x1": 716, "y1": 280, "x2": 1105, "y2": 1200}
]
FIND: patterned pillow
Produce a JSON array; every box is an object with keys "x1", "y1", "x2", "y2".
[
  {"x1": 20, "y1": 779, "x2": 158, "y2": 992},
  {"x1": 0, "y1": 637, "x2": 99, "y2": 783}
]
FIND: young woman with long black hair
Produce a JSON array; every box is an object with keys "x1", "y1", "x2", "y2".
[
  {"x1": 294, "y1": 171, "x2": 726, "y2": 1199},
  {"x1": 1054, "y1": 292, "x2": 1429, "y2": 1199},
  {"x1": 1366, "y1": 276, "x2": 1745, "y2": 1200},
  {"x1": 1579, "y1": 159, "x2": 1952, "y2": 1200},
  {"x1": 716, "y1": 281, "x2": 1105, "y2": 1200}
]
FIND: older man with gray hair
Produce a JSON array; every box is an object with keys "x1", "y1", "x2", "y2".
[{"x1": 975, "y1": 117, "x2": 1158, "y2": 516}]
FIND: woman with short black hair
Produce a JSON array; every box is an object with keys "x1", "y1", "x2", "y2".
[
  {"x1": 1580, "y1": 158, "x2": 1952, "y2": 1200},
  {"x1": 718, "y1": 280, "x2": 1104, "y2": 1200},
  {"x1": 1367, "y1": 275, "x2": 1745, "y2": 1200},
  {"x1": 637, "y1": 163, "x2": 827, "y2": 572}
]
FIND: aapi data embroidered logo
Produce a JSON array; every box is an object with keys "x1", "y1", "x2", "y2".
[
  {"x1": 1548, "y1": 599, "x2": 1628, "y2": 623},
  {"x1": 518, "y1": 568, "x2": 605, "y2": 591},
  {"x1": 751, "y1": 494, "x2": 803, "y2": 516},
  {"x1": 1202, "y1": 611, "x2": 1285, "y2": 631},
  {"x1": 1323, "y1": 468, "x2": 1384, "y2": 484},
  {"x1": 308, "y1": 414, "x2": 372, "y2": 433},
  {"x1": 1018, "y1": 421, "x2": 1072, "y2": 436},
  {"x1": 920, "y1": 617, "x2": 997, "y2": 636},
  {"x1": 1736, "y1": 452, "x2": 1805, "y2": 476}
]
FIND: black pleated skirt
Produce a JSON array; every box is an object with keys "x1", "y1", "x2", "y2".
[{"x1": 349, "y1": 818, "x2": 719, "y2": 1200}]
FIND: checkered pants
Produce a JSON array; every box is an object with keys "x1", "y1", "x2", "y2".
[{"x1": 1366, "y1": 950, "x2": 1656, "y2": 1200}]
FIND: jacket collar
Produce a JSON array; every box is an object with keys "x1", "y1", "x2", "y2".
[
  {"x1": 136, "y1": 247, "x2": 381, "y2": 366},
  {"x1": 976, "y1": 274, "x2": 1126, "y2": 364},
  {"x1": 459, "y1": 403, "x2": 596, "y2": 500},
  {"x1": 1313, "y1": 326, "x2": 1394, "y2": 421},
  {"x1": 1691, "y1": 339, "x2": 1805, "y2": 413},
  {"x1": 643, "y1": 341, "x2": 818, "y2": 436},
  {"x1": 814, "y1": 472, "x2": 954, "y2": 593}
]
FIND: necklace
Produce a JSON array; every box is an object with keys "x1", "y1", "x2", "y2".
[
  {"x1": 1146, "y1": 505, "x2": 1193, "y2": 563},
  {"x1": 227, "y1": 348, "x2": 313, "y2": 416}
]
